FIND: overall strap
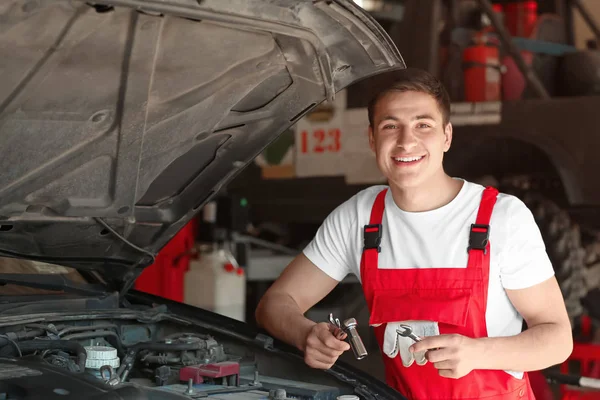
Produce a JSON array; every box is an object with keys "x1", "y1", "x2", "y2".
[
  {"x1": 369, "y1": 188, "x2": 388, "y2": 226},
  {"x1": 360, "y1": 188, "x2": 388, "y2": 283},
  {"x1": 466, "y1": 186, "x2": 499, "y2": 269}
]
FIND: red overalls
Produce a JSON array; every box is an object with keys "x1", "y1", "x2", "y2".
[{"x1": 360, "y1": 186, "x2": 536, "y2": 400}]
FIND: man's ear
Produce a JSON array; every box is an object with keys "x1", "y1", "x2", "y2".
[
  {"x1": 368, "y1": 125, "x2": 376, "y2": 153},
  {"x1": 443, "y1": 122, "x2": 453, "y2": 152}
]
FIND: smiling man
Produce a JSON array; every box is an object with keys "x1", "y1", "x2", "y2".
[{"x1": 255, "y1": 68, "x2": 573, "y2": 399}]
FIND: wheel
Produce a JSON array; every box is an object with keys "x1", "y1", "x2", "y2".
[{"x1": 497, "y1": 178, "x2": 598, "y2": 325}]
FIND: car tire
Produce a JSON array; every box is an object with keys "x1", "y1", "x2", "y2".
[{"x1": 498, "y1": 180, "x2": 598, "y2": 325}]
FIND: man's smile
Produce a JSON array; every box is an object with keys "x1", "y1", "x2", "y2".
[{"x1": 391, "y1": 155, "x2": 425, "y2": 166}]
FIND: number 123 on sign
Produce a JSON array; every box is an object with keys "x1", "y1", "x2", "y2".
[{"x1": 300, "y1": 128, "x2": 341, "y2": 154}]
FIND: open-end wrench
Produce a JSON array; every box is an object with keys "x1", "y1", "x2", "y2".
[
  {"x1": 329, "y1": 313, "x2": 342, "y2": 329},
  {"x1": 328, "y1": 313, "x2": 345, "y2": 340},
  {"x1": 396, "y1": 324, "x2": 423, "y2": 343}
]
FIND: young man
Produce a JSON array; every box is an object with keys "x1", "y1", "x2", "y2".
[{"x1": 255, "y1": 68, "x2": 573, "y2": 399}]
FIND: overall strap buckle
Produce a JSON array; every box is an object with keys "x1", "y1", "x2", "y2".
[
  {"x1": 468, "y1": 223, "x2": 490, "y2": 254},
  {"x1": 363, "y1": 224, "x2": 382, "y2": 252}
]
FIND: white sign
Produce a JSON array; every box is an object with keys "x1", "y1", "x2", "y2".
[
  {"x1": 294, "y1": 91, "x2": 346, "y2": 178},
  {"x1": 342, "y1": 108, "x2": 386, "y2": 185}
]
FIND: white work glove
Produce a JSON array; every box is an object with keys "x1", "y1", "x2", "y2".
[{"x1": 382, "y1": 321, "x2": 440, "y2": 367}]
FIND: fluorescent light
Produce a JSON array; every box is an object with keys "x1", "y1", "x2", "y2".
[{"x1": 353, "y1": 0, "x2": 386, "y2": 12}]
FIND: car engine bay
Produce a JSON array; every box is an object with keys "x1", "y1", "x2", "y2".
[{"x1": 0, "y1": 298, "x2": 376, "y2": 400}]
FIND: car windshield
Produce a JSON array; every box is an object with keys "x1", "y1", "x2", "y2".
[{"x1": 0, "y1": 256, "x2": 87, "y2": 295}]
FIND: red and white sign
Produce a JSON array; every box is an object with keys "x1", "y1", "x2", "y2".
[
  {"x1": 299, "y1": 127, "x2": 342, "y2": 155},
  {"x1": 293, "y1": 94, "x2": 386, "y2": 183},
  {"x1": 294, "y1": 91, "x2": 346, "y2": 178}
]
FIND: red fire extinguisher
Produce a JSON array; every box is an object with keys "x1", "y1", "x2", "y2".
[{"x1": 462, "y1": 33, "x2": 502, "y2": 102}]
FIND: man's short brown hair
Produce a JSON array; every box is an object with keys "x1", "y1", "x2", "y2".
[{"x1": 367, "y1": 68, "x2": 451, "y2": 127}]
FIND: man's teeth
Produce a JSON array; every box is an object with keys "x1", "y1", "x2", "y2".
[{"x1": 394, "y1": 156, "x2": 423, "y2": 162}]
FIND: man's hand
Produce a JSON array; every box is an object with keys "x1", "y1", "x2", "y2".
[
  {"x1": 303, "y1": 322, "x2": 351, "y2": 369},
  {"x1": 410, "y1": 334, "x2": 482, "y2": 379}
]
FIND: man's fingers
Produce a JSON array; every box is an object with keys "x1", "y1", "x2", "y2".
[
  {"x1": 305, "y1": 346, "x2": 341, "y2": 369},
  {"x1": 410, "y1": 335, "x2": 450, "y2": 353},
  {"x1": 426, "y1": 348, "x2": 451, "y2": 363},
  {"x1": 432, "y1": 360, "x2": 455, "y2": 370},
  {"x1": 307, "y1": 325, "x2": 345, "y2": 350},
  {"x1": 314, "y1": 344, "x2": 345, "y2": 358},
  {"x1": 319, "y1": 330, "x2": 350, "y2": 351},
  {"x1": 306, "y1": 348, "x2": 338, "y2": 364},
  {"x1": 328, "y1": 337, "x2": 351, "y2": 351},
  {"x1": 328, "y1": 324, "x2": 348, "y2": 341},
  {"x1": 304, "y1": 352, "x2": 334, "y2": 370},
  {"x1": 306, "y1": 358, "x2": 335, "y2": 370},
  {"x1": 332, "y1": 327, "x2": 348, "y2": 340},
  {"x1": 437, "y1": 368, "x2": 463, "y2": 379},
  {"x1": 303, "y1": 323, "x2": 351, "y2": 371},
  {"x1": 438, "y1": 369, "x2": 456, "y2": 379}
]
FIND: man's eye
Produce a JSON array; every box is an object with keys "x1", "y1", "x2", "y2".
[
  {"x1": 416, "y1": 123, "x2": 431, "y2": 129},
  {"x1": 383, "y1": 124, "x2": 396, "y2": 129}
]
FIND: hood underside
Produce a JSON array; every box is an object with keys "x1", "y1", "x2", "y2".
[{"x1": 0, "y1": 0, "x2": 404, "y2": 281}]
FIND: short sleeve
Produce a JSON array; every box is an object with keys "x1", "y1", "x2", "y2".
[
  {"x1": 498, "y1": 197, "x2": 555, "y2": 290},
  {"x1": 302, "y1": 199, "x2": 357, "y2": 282}
]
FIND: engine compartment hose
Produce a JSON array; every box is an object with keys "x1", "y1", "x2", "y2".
[
  {"x1": 18, "y1": 329, "x2": 46, "y2": 340},
  {"x1": 141, "y1": 355, "x2": 180, "y2": 365},
  {"x1": 165, "y1": 332, "x2": 210, "y2": 340},
  {"x1": 0, "y1": 340, "x2": 86, "y2": 372},
  {"x1": 130, "y1": 341, "x2": 206, "y2": 352},
  {"x1": 58, "y1": 324, "x2": 118, "y2": 337},
  {"x1": 0, "y1": 329, "x2": 47, "y2": 346}
]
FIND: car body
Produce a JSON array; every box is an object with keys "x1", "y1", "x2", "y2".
[{"x1": 0, "y1": 0, "x2": 406, "y2": 398}]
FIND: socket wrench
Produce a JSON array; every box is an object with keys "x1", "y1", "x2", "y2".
[
  {"x1": 329, "y1": 313, "x2": 368, "y2": 360},
  {"x1": 342, "y1": 318, "x2": 368, "y2": 360}
]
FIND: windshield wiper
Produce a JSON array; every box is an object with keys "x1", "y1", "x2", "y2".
[{"x1": 0, "y1": 274, "x2": 107, "y2": 296}]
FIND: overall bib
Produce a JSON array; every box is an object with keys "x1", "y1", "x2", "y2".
[{"x1": 360, "y1": 187, "x2": 536, "y2": 400}]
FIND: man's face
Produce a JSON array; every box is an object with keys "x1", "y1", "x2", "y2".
[{"x1": 368, "y1": 90, "x2": 452, "y2": 190}]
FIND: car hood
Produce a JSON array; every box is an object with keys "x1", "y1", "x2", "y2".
[{"x1": 0, "y1": 0, "x2": 404, "y2": 287}]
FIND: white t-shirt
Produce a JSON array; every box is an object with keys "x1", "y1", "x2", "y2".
[{"x1": 303, "y1": 178, "x2": 555, "y2": 374}]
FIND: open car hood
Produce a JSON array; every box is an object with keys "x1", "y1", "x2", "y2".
[{"x1": 0, "y1": 0, "x2": 404, "y2": 285}]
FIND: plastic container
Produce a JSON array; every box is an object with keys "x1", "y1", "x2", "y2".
[
  {"x1": 84, "y1": 346, "x2": 120, "y2": 379},
  {"x1": 184, "y1": 246, "x2": 246, "y2": 322}
]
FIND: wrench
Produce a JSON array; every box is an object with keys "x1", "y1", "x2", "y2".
[
  {"x1": 396, "y1": 324, "x2": 423, "y2": 343},
  {"x1": 328, "y1": 313, "x2": 345, "y2": 339},
  {"x1": 329, "y1": 313, "x2": 342, "y2": 329}
]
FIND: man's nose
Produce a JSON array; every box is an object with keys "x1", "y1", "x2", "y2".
[{"x1": 395, "y1": 128, "x2": 418, "y2": 150}]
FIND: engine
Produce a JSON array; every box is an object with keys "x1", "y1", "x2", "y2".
[
  {"x1": 0, "y1": 323, "x2": 349, "y2": 400},
  {"x1": 138, "y1": 333, "x2": 227, "y2": 369}
]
